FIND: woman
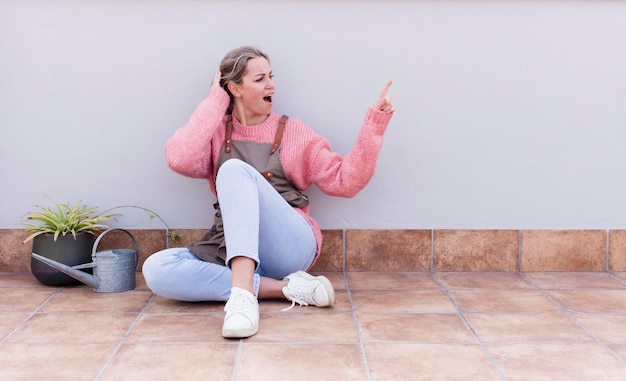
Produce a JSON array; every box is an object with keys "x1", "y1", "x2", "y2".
[{"x1": 143, "y1": 46, "x2": 395, "y2": 338}]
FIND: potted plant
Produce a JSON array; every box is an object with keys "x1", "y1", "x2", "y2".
[
  {"x1": 99, "y1": 205, "x2": 181, "y2": 248},
  {"x1": 22, "y1": 200, "x2": 181, "y2": 286},
  {"x1": 22, "y1": 200, "x2": 116, "y2": 286}
]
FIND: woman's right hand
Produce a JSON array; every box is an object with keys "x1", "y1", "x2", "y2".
[{"x1": 212, "y1": 69, "x2": 222, "y2": 88}]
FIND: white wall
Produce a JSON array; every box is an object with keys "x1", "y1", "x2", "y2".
[{"x1": 2, "y1": 0, "x2": 626, "y2": 230}]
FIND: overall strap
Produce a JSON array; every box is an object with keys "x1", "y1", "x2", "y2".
[
  {"x1": 225, "y1": 115, "x2": 233, "y2": 153},
  {"x1": 270, "y1": 115, "x2": 289, "y2": 154}
]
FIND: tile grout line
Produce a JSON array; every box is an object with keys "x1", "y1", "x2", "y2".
[
  {"x1": 606, "y1": 229, "x2": 610, "y2": 272},
  {"x1": 521, "y1": 273, "x2": 626, "y2": 366},
  {"x1": 608, "y1": 271, "x2": 626, "y2": 287},
  {"x1": 518, "y1": 230, "x2": 522, "y2": 273},
  {"x1": 93, "y1": 292, "x2": 155, "y2": 381},
  {"x1": 430, "y1": 229, "x2": 435, "y2": 273},
  {"x1": 343, "y1": 226, "x2": 373, "y2": 378},
  {"x1": 344, "y1": 269, "x2": 372, "y2": 381},
  {"x1": 230, "y1": 340, "x2": 244, "y2": 381},
  {"x1": 342, "y1": 228, "x2": 347, "y2": 273},
  {"x1": 432, "y1": 273, "x2": 510, "y2": 381},
  {"x1": 0, "y1": 287, "x2": 62, "y2": 344}
]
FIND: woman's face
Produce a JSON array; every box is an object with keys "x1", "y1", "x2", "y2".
[{"x1": 230, "y1": 56, "x2": 274, "y2": 125}]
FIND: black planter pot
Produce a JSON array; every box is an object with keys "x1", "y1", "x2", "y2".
[{"x1": 30, "y1": 233, "x2": 95, "y2": 286}]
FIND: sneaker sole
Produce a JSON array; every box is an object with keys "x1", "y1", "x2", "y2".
[
  {"x1": 222, "y1": 325, "x2": 259, "y2": 339},
  {"x1": 294, "y1": 271, "x2": 336, "y2": 306}
]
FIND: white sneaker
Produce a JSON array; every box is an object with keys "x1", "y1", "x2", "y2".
[
  {"x1": 222, "y1": 287, "x2": 259, "y2": 338},
  {"x1": 282, "y1": 271, "x2": 336, "y2": 311}
]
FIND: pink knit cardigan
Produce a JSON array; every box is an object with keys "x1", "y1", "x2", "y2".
[{"x1": 165, "y1": 85, "x2": 393, "y2": 262}]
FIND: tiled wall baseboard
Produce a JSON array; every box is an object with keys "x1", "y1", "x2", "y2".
[{"x1": 2, "y1": 229, "x2": 625, "y2": 272}]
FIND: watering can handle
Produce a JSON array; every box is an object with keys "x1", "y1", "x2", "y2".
[{"x1": 92, "y1": 228, "x2": 140, "y2": 270}]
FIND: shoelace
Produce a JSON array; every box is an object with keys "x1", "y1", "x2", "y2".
[
  {"x1": 225, "y1": 293, "x2": 251, "y2": 316},
  {"x1": 280, "y1": 289, "x2": 314, "y2": 312}
]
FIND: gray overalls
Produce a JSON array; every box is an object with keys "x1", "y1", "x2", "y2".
[{"x1": 187, "y1": 114, "x2": 309, "y2": 265}]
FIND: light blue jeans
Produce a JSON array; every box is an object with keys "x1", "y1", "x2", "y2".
[{"x1": 142, "y1": 159, "x2": 317, "y2": 302}]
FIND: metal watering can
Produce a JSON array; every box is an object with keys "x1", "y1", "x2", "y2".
[{"x1": 31, "y1": 228, "x2": 139, "y2": 293}]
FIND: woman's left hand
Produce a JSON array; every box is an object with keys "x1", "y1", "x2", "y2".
[{"x1": 372, "y1": 80, "x2": 395, "y2": 113}]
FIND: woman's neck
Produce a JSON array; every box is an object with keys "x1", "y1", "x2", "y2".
[{"x1": 233, "y1": 108, "x2": 269, "y2": 126}]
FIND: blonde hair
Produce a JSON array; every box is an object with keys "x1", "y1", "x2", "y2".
[{"x1": 219, "y1": 46, "x2": 270, "y2": 114}]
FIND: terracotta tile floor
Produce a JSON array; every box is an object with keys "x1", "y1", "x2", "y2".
[{"x1": 1, "y1": 271, "x2": 626, "y2": 380}]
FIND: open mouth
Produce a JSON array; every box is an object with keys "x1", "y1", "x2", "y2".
[{"x1": 263, "y1": 95, "x2": 273, "y2": 103}]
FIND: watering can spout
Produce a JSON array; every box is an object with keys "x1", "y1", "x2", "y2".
[{"x1": 31, "y1": 253, "x2": 99, "y2": 289}]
